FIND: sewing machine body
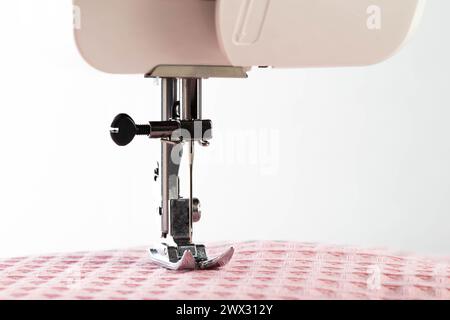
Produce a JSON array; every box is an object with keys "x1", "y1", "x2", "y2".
[
  {"x1": 74, "y1": 0, "x2": 425, "y2": 74},
  {"x1": 73, "y1": 0, "x2": 426, "y2": 270}
]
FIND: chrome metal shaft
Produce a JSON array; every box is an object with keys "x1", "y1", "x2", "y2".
[
  {"x1": 160, "y1": 78, "x2": 179, "y2": 238},
  {"x1": 181, "y1": 78, "x2": 202, "y2": 243}
]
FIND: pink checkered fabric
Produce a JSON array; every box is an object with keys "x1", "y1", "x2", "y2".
[{"x1": 1, "y1": 241, "x2": 449, "y2": 300}]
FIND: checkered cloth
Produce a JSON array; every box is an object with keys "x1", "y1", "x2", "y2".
[{"x1": 1, "y1": 241, "x2": 449, "y2": 300}]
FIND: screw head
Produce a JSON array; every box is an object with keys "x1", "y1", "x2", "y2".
[{"x1": 110, "y1": 113, "x2": 137, "y2": 146}]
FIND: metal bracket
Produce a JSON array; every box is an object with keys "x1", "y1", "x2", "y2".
[{"x1": 146, "y1": 65, "x2": 249, "y2": 79}]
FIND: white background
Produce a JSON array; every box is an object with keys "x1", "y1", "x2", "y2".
[{"x1": 0, "y1": 1, "x2": 449, "y2": 258}]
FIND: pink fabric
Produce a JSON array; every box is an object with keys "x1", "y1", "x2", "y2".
[{"x1": 0, "y1": 241, "x2": 449, "y2": 300}]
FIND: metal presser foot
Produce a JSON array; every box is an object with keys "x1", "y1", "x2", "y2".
[{"x1": 110, "y1": 77, "x2": 234, "y2": 270}]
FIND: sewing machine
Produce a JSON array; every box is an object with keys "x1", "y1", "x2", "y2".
[{"x1": 73, "y1": 0, "x2": 425, "y2": 270}]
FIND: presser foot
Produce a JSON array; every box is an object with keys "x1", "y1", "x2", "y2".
[{"x1": 149, "y1": 243, "x2": 234, "y2": 271}]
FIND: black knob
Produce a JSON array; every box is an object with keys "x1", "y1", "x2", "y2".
[{"x1": 110, "y1": 114, "x2": 150, "y2": 146}]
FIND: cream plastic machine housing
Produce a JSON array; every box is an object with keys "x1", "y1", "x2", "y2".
[{"x1": 73, "y1": 0, "x2": 426, "y2": 74}]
